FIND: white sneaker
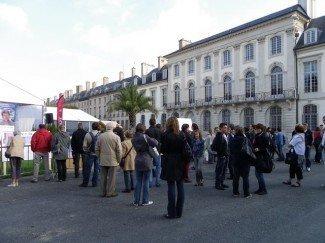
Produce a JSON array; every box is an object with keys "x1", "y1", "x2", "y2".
[
  {"x1": 307, "y1": 167, "x2": 311, "y2": 172},
  {"x1": 142, "y1": 201, "x2": 153, "y2": 206},
  {"x1": 7, "y1": 183, "x2": 16, "y2": 187}
]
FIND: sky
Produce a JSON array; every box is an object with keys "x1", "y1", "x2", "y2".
[{"x1": 1, "y1": 0, "x2": 325, "y2": 100}]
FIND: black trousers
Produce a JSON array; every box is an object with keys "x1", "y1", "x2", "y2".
[
  {"x1": 232, "y1": 166, "x2": 250, "y2": 196},
  {"x1": 215, "y1": 156, "x2": 228, "y2": 187},
  {"x1": 228, "y1": 156, "x2": 234, "y2": 179},
  {"x1": 167, "y1": 180, "x2": 185, "y2": 218},
  {"x1": 73, "y1": 153, "x2": 86, "y2": 178},
  {"x1": 56, "y1": 160, "x2": 67, "y2": 181},
  {"x1": 290, "y1": 161, "x2": 303, "y2": 180}
]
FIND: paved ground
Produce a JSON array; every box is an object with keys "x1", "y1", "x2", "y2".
[{"x1": 1, "y1": 161, "x2": 325, "y2": 243}]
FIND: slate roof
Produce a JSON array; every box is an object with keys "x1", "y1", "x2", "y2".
[
  {"x1": 164, "y1": 4, "x2": 309, "y2": 58},
  {"x1": 295, "y1": 15, "x2": 325, "y2": 50},
  {"x1": 64, "y1": 66, "x2": 168, "y2": 102}
]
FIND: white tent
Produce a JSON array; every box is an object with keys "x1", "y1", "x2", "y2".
[{"x1": 45, "y1": 107, "x2": 99, "y2": 122}]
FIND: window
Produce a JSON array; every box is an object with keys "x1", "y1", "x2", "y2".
[
  {"x1": 203, "y1": 110, "x2": 211, "y2": 131},
  {"x1": 152, "y1": 73, "x2": 156, "y2": 81},
  {"x1": 222, "y1": 109, "x2": 231, "y2": 124},
  {"x1": 223, "y1": 50, "x2": 231, "y2": 66},
  {"x1": 245, "y1": 44, "x2": 254, "y2": 61},
  {"x1": 243, "y1": 108, "x2": 254, "y2": 127},
  {"x1": 151, "y1": 90, "x2": 156, "y2": 108},
  {"x1": 141, "y1": 115, "x2": 145, "y2": 125},
  {"x1": 204, "y1": 56, "x2": 211, "y2": 70},
  {"x1": 174, "y1": 64, "x2": 180, "y2": 77},
  {"x1": 304, "y1": 61, "x2": 318, "y2": 93},
  {"x1": 174, "y1": 85, "x2": 180, "y2": 106},
  {"x1": 162, "y1": 69, "x2": 168, "y2": 80},
  {"x1": 204, "y1": 79, "x2": 212, "y2": 102},
  {"x1": 188, "y1": 60, "x2": 195, "y2": 75},
  {"x1": 270, "y1": 106, "x2": 282, "y2": 129},
  {"x1": 223, "y1": 76, "x2": 232, "y2": 100},
  {"x1": 245, "y1": 71, "x2": 256, "y2": 98},
  {"x1": 162, "y1": 88, "x2": 167, "y2": 106},
  {"x1": 161, "y1": 113, "x2": 167, "y2": 127},
  {"x1": 303, "y1": 105, "x2": 318, "y2": 131},
  {"x1": 188, "y1": 82, "x2": 195, "y2": 104},
  {"x1": 271, "y1": 36, "x2": 282, "y2": 55},
  {"x1": 271, "y1": 66, "x2": 283, "y2": 95},
  {"x1": 305, "y1": 29, "x2": 317, "y2": 44}
]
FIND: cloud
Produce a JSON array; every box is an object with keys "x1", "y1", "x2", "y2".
[{"x1": 0, "y1": 3, "x2": 31, "y2": 34}]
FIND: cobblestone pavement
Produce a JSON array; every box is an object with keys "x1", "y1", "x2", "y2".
[{"x1": 1, "y1": 161, "x2": 325, "y2": 243}]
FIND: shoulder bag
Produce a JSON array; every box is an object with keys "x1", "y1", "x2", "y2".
[{"x1": 120, "y1": 145, "x2": 133, "y2": 168}]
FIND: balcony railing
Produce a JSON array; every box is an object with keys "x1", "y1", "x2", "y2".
[{"x1": 165, "y1": 89, "x2": 296, "y2": 110}]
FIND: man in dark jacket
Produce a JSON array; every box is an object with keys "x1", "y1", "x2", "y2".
[
  {"x1": 145, "y1": 118, "x2": 162, "y2": 187},
  {"x1": 303, "y1": 123, "x2": 313, "y2": 172},
  {"x1": 211, "y1": 123, "x2": 229, "y2": 190},
  {"x1": 71, "y1": 123, "x2": 87, "y2": 178}
]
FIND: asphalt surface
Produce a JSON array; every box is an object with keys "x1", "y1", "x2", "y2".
[{"x1": 1, "y1": 161, "x2": 325, "y2": 243}]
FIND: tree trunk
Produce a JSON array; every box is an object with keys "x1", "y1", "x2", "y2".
[{"x1": 129, "y1": 112, "x2": 136, "y2": 131}]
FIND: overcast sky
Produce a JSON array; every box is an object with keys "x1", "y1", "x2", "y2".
[{"x1": 1, "y1": 0, "x2": 325, "y2": 100}]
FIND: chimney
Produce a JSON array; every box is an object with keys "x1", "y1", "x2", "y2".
[
  {"x1": 158, "y1": 56, "x2": 167, "y2": 69},
  {"x1": 86, "y1": 81, "x2": 90, "y2": 91},
  {"x1": 92, "y1": 81, "x2": 97, "y2": 89},
  {"x1": 178, "y1": 38, "x2": 191, "y2": 50},
  {"x1": 131, "y1": 67, "x2": 136, "y2": 77},
  {"x1": 119, "y1": 71, "x2": 124, "y2": 81},
  {"x1": 103, "y1": 77, "x2": 109, "y2": 85},
  {"x1": 68, "y1": 89, "x2": 73, "y2": 97},
  {"x1": 141, "y1": 62, "x2": 155, "y2": 77},
  {"x1": 76, "y1": 85, "x2": 83, "y2": 93},
  {"x1": 299, "y1": 0, "x2": 316, "y2": 18}
]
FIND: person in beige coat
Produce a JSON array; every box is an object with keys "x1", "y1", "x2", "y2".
[
  {"x1": 121, "y1": 130, "x2": 136, "y2": 193},
  {"x1": 7, "y1": 131, "x2": 25, "y2": 187},
  {"x1": 96, "y1": 121, "x2": 122, "y2": 197}
]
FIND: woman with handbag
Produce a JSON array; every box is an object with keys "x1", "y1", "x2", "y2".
[
  {"x1": 121, "y1": 130, "x2": 136, "y2": 193},
  {"x1": 283, "y1": 124, "x2": 305, "y2": 187},
  {"x1": 7, "y1": 131, "x2": 25, "y2": 187},
  {"x1": 131, "y1": 123, "x2": 158, "y2": 206},
  {"x1": 231, "y1": 127, "x2": 253, "y2": 198},
  {"x1": 192, "y1": 130, "x2": 205, "y2": 186},
  {"x1": 161, "y1": 117, "x2": 186, "y2": 219}
]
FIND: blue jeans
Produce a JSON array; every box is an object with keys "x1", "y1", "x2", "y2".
[
  {"x1": 167, "y1": 180, "x2": 184, "y2": 218},
  {"x1": 215, "y1": 156, "x2": 228, "y2": 187},
  {"x1": 149, "y1": 155, "x2": 161, "y2": 187},
  {"x1": 255, "y1": 169, "x2": 266, "y2": 191},
  {"x1": 124, "y1": 171, "x2": 134, "y2": 190},
  {"x1": 134, "y1": 170, "x2": 151, "y2": 204},
  {"x1": 305, "y1": 146, "x2": 311, "y2": 168},
  {"x1": 84, "y1": 154, "x2": 99, "y2": 186},
  {"x1": 277, "y1": 144, "x2": 285, "y2": 161}
]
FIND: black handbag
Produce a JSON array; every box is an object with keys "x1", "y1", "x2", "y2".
[
  {"x1": 241, "y1": 137, "x2": 256, "y2": 160},
  {"x1": 255, "y1": 152, "x2": 274, "y2": 173},
  {"x1": 120, "y1": 146, "x2": 133, "y2": 169},
  {"x1": 182, "y1": 138, "x2": 194, "y2": 162},
  {"x1": 285, "y1": 148, "x2": 298, "y2": 165},
  {"x1": 4, "y1": 150, "x2": 11, "y2": 159}
]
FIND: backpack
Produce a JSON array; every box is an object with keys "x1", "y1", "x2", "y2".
[{"x1": 88, "y1": 132, "x2": 99, "y2": 154}]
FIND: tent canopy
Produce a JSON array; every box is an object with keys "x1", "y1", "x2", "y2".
[{"x1": 45, "y1": 107, "x2": 99, "y2": 122}]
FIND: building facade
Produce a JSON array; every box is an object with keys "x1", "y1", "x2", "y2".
[{"x1": 164, "y1": 4, "x2": 312, "y2": 136}]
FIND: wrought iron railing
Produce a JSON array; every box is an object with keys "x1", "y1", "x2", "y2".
[{"x1": 166, "y1": 89, "x2": 296, "y2": 110}]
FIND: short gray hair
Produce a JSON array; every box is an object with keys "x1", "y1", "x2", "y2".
[{"x1": 106, "y1": 121, "x2": 116, "y2": 131}]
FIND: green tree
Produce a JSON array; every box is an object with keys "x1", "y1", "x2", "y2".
[{"x1": 108, "y1": 85, "x2": 156, "y2": 129}]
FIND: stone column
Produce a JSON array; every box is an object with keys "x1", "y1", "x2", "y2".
[
  {"x1": 233, "y1": 44, "x2": 241, "y2": 96},
  {"x1": 213, "y1": 50, "x2": 220, "y2": 98},
  {"x1": 257, "y1": 36, "x2": 266, "y2": 93},
  {"x1": 195, "y1": 54, "x2": 202, "y2": 100}
]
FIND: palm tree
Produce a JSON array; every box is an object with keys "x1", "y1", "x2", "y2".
[{"x1": 108, "y1": 85, "x2": 156, "y2": 129}]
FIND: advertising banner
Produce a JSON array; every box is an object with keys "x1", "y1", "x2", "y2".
[{"x1": 0, "y1": 102, "x2": 16, "y2": 126}]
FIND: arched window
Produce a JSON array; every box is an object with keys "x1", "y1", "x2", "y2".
[
  {"x1": 245, "y1": 72, "x2": 255, "y2": 98},
  {"x1": 203, "y1": 110, "x2": 211, "y2": 131},
  {"x1": 222, "y1": 109, "x2": 231, "y2": 124},
  {"x1": 269, "y1": 106, "x2": 282, "y2": 129},
  {"x1": 303, "y1": 105, "x2": 318, "y2": 131},
  {"x1": 174, "y1": 85, "x2": 180, "y2": 106},
  {"x1": 271, "y1": 66, "x2": 283, "y2": 95},
  {"x1": 223, "y1": 76, "x2": 232, "y2": 100},
  {"x1": 243, "y1": 108, "x2": 254, "y2": 127},
  {"x1": 188, "y1": 82, "x2": 195, "y2": 104},
  {"x1": 205, "y1": 79, "x2": 212, "y2": 102}
]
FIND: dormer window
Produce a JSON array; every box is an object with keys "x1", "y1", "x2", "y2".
[
  {"x1": 152, "y1": 72, "x2": 156, "y2": 81},
  {"x1": 305, "y1": 28, "x2": 317, "y2": 45},
  {"x1": 162, "y1": 69, "x2": 168, "y2": 80}
]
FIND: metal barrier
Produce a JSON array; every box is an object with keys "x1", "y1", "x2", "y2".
[{"x1": 0, "y1": 145, "x2": 75, "y2": 179}]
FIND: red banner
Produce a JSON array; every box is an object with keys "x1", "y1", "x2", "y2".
[{"x1": 57, "y1": 93, "x2": 64, "y2": 126}]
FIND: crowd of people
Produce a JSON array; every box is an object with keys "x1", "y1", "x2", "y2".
[{"x1": 4, "y1": 117, "x2": 325, "y2": 219}]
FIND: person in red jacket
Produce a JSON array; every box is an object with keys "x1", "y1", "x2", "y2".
[{"x1": 31, "y1": 124, "x2": 53, "y2": 182}]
